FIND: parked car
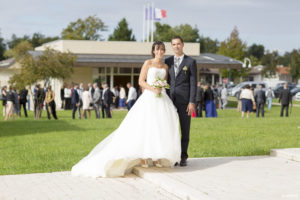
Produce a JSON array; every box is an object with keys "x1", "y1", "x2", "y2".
[
  {"x1": 273, "y1": 83, "x2": 296, "y2": 98},
  {"x1": 290, "y1": 85, "x2": 300, "y2": 96},
  {"x1": 294, "y1": 92, "x2": 300, "y2": 101},
  {"x1": 230, "y1": 81, "x2": 267, "y2": 98}
]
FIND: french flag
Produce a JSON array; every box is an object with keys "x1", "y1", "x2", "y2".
[{"x1": 154, "y1": 8, "x2": 167, "y2": 20}]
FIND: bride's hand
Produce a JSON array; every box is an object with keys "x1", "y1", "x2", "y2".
[{"x1": 152, "y1": 88, "x2": 162, "y2": 94}]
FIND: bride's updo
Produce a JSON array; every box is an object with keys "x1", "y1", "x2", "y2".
[{"x1": 151, "y1": 41, "x2": 165, "y2": 58}]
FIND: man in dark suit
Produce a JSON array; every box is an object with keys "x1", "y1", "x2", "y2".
[
  {"x1": 279, "y1": 83, "x2": 291, "y2": 117},
  {"x1": 165, "y1": 36, "x2": 197, "y2": 167},
  {"x1": 101, "y1": 83, "x2": 114, "y2": 118},
  {"x1": 19, "y1": 87, "x2": 28, "y2": 117},
  {"x1": 254, "y1": 84, "x2": 266, "y2": 117},
  {"x1": 71, "y1": 84, "x2": 80, "y2": 119},
  {"x1": 195, "y1": 82, "x2": 204, "y2": 117}
]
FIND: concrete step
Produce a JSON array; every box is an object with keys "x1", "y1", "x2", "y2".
[{"x1": 270, "y1": 148, "x2": 300, "y2": 162}]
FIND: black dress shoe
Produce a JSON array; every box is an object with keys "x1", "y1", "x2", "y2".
[
  {"x1": 180, "y1": 159, "x2": 187, "y2": 167},
  {"x1": 174, "y1": 162, "x2": 179, "y2": 166}
]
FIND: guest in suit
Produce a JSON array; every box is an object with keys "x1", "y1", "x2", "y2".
[
  {"x1": 92, "y1": 83, "x2": 101, "y2": 119},
  {"x1": 13, "y1": 88, "x2": 20, "y2": 117},
  {"x1": 126, "y1": 83, "x2": 137, "y2": 111},
  {"x1": 45, "y1": 86, "x2": 58, "y2": 120},
  {"x1": 101, "y1": 83, "x2": 114, "y2": 118},
  {"x1": 1, "y1": 86, "x2": 7, "y2": 117},
  {"x1": 254, "y1": 84, "x2": 266, "y2": 117},
  {"x1": 19, "y1": 87, "x2": 28, "y2": 117},
  {"x1": 195, "y1": 82, "x2": 204, "y2": 117},
  {"x1": 204, "y1": 83, "x2": 217, "y2": 118},
  {"x1": 279, "y1": 83, "x2": 291, "y2": 117},
  {"x1": 60, "y1": 85, "x2": 65, "y2": 109},
  {"x1": 71, "y1": 84, "x2": 80, "y2": 119}
]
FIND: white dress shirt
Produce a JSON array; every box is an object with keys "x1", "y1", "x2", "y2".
[
  {"x1": 120, "y1": 88, "x2": 126, "y2": 99},
  {"x1": 127, "y1": 87, "x2": 137, "y2": 101}
]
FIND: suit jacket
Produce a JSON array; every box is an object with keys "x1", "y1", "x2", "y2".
[
  {"x1": 165, "y1": 55, "x2": 197, "y2": 105},
  {"x1": 93, "y1": 87, "x2": 101, "y2": 104},
  {"x1": 103, "y1": 89, "x2": 114, "y2": 106},
  {"x1": 19, "y1": 89, "x2": 28, "y2": 103},
  {"x1": 254, "y1": 90, "x2": 266, "y2": 104},
  {"x1": 279, "y1": 89, "x2": 291, "y2": 105},
  {"x1": 71, "y1": 89, "x2": 79, "y2": 105},
  {"x1": 195, "y1": 86, "x2": 204, "y2": 102}
]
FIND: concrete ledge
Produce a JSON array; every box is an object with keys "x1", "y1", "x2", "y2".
[
  {"x1": 270, "y1": 148, "x2": 300, "y2": 162},
  {"x1": 133, "y1": 166, "x2": 210, "y2": 200}
]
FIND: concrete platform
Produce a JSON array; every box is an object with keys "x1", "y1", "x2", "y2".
[
  {"x1": 134, "y1": 156, "x2": 300, "y2": 200},
  {"x1": 271, "y1": 148, "x2": 300, "y2": 162}
]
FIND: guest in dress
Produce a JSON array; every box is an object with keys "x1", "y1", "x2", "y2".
[
  {"x1": 240, "y1": 85, "x2": 255, "y2": 118},
  {"x1": 1, "y1": 86, "x2": 7, "y2": 117},
  {"x1": 221, "y1": 85, "x2": 228, "y2": 109},
  {"x1": 13, "y1": 88, "x2": 20, "y2": 117},
  {"x1": 5, "y1": 85, "x2": 15, "y2": 121},
  {"x1": 204, "y1": 83, "x2": 217, "y2": 118},
  {"x1": 82, "y1": 86, "x2": 93, "y2": 119},
  {"x1": 119, "y1": 85, "x2": 126, "y2": 108}
]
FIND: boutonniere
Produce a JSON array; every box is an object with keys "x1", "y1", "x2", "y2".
[{"x1": 183, "y1": 66, "x2": 188, "y2": 74}]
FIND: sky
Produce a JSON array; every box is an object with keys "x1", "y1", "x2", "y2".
[{"x1": 0, "y1": 0, "x2": 299, "y2": 54}]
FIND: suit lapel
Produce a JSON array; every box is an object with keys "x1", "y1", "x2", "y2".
[
  {"x1": 169, "y1": 56, "x2": 176, "y2": 81},
  {"x1": 176, "y1": 55, "x2": 188, "y2": 79}
]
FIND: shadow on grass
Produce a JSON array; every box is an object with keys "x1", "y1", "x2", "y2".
[{"x1": 0, "y1": 119, "x2": 83, "y2": 137}]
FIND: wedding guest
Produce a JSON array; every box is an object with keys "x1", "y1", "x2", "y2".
[
  {"x1": 240, "y1": 85, "x2": 255, "y2": 118},
  {"x1": 113, "y1": 86, "x2": 119, "y2": 109},
  {"x1": 212, "y1": 85, "x2": 219, "y2": 109},
  {"x1": 82, "y1": 86, "x2": 93, "y2": 119},
  {"x1": 195, "y1": 82, "x2": 204, "y2": 117},
  {"x1": 45, "y1": 86, "x2": 58, "y2": 120},
  {"x1": 204, "y1": 83, "x2": 217, "y2": 118},
  {"x1": 254, "y1": 84, "x2": 266, "y2": 117},
  {"x1": 119, "y1": 85, "x2": 126, "y2": 108},
  {"x1": 221, "y1": 85, "x2": 228, "y2": 109},
  {"x1": 236, "y1": 89, "x2": 242, "y2": 112},
  {"x1": 92, "y1": 83, "x2": 101, "y2": 119},
  {"x1": 1, "y1": 86, "x2": 7, "y2": 117},
  {"x1": 88, "y1": 83, "x2": 94, "y2": 98},
  {"x1": 279, "y1": 83, "x2": 291, "y2": 117},
  {"x1": 126, "y1": 82, "x2": 137, "y2": 111},
  {"x1": 60, "y1": 85, "x2": 65, "y2": 109},
  {"x1": 13, "y1": 88, "x2": 20, "y2": 117},
  {"x1": 64, "y1": 85, "x2": 72, "y2": 110},
  {"x1": 5, "y1": 85, "x2": 15, "y2": 121},
  {"x1": 19, "y1": 87, "x2": 28, "y2": 117},
  {"x1": 217, "y1": 84, "x2": 223, "y2": 109},
  {"x1": 35, "y1": 84, "x2": 46, "y2": 119},
  {"x1": 265, "y1": 87, "x2": 275, "y2": 110},
  {"x1": 101, "y1": 83, "x2": 114, "y2": 118},
  {"x1": 71, "y1": 84, "x2": 81, "y2": 119}
]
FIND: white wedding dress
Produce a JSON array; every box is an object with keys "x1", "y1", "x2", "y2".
[{"x1": 71, "y1": 67, "x2": 181, "y2": 178}]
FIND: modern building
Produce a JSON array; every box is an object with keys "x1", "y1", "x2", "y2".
[{"x1": 0, "y1": 40, "x2": 242, "y2": 108}]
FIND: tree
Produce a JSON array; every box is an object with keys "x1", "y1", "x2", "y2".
[
  {"x1": 108, "y1": 18, "x2": 136, "y2": 41},
  {"x1": 30, "y1": 33, "x2": 59, "y2": 48},
  {"x1": 9, "y1": 42, "x2": 77, "y2": 89},
  {"x1": 247, "y1": 44, "x2": 265, "y2": 60},
  {"x1": 7, "y1": 34, "x2": 30, "y2": 49},
  {"x1": 153, "y1": 22, "x2": 199, "y2": 42},
  {"x1": 290, "y1": 49, "x2": 300, "y2": 80},
  {"x1": 0, "y1": 34, "x2": 6, "y2": 61},
  {"x1": 199, "y1": 35, "x2": 219, "y2": 53},
  {"x1": 217, "y1": 26, "x2": 248, "y2": 81},
  {"x1": 261, "y1": 50, "x2": 279, "y2": 77},
  {"x1": 278, "y1": 52, "x2": 291, "y2": 66},
  {"x1": 61, "y1": 15, "x2": 107, "y2": 40}
]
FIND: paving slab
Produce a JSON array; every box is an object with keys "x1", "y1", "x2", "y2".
[
  {"x1": 134, "y1": 156, "x2": 300, "y2": 200},
  {"x1": 0, "y1": 172, "x2": 181, "y2": 200},
  {"x1": 271, "y1": 148, "x2": 300, "y2": 162}
]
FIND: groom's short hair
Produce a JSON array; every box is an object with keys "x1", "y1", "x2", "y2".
[{"x1": 172, "y1": 36, "x2": 183, "y2": 43}]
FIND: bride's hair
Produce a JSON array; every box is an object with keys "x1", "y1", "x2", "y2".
[{"x1": 151, "y1": 41, "x2": 165, "y2": 58}]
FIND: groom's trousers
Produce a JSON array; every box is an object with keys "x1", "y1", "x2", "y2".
[{"x1": 174, "y1": 102, "x2": 191, "y2": 160}]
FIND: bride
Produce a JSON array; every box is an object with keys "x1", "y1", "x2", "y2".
[{"x1": 71, "y1": 41, "x2": 181, "y2": 178}]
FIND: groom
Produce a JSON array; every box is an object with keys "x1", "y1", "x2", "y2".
[{"x1": 165, "y1": 36, "x2": 197, "y2": 166}]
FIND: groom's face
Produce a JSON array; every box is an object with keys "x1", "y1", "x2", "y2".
[{"x1": 171, "y1": 39, "x2": 184, "y2": 55}]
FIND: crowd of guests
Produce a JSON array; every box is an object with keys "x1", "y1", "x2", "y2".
[{"x1": 60, "y1": 82, "x2": 138, "y2": 120}]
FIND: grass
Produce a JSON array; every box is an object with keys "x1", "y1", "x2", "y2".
[{"x1": 0, "y1": 103, "x2": 300, "y2": 175}]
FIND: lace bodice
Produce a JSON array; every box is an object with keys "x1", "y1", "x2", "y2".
[{"x1": 146, "y1": 67, "x2": 166, "y2": 85}]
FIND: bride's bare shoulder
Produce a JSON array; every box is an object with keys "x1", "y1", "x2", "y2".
[{"x1": 163, "y1": 63, "x2": 169, "y2": 71}]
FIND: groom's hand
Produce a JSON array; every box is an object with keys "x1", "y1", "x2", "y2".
[{"x1": 186, "y1": 103, "x2": 195, "y2": 116}]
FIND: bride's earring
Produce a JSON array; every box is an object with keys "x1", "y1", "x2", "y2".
[{"x1": 141, "y1": 159, "x2": 148, "y2": 168}]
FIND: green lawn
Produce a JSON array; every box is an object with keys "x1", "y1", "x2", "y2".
[{"x1": 0, "y1": 103, "x2": 300, "y2": 175}]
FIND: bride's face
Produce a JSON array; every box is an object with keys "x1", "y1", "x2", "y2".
[{"x1": 153, "y1": 45, "x2": 165, "y2": 59}]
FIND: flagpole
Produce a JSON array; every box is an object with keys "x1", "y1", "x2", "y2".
[
  {"x1": 142, "y1": 5, "x2": 145, "y2": 42},
  {"x1": 147, "y1": 3, "x2": 150, "y2": 42},
  {"x1": 151, "y1": 1, "x2": 154, "y2": 42}
]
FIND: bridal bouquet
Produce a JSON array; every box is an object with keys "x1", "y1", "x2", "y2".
[{"x1": 152, "y1": 77, "x2": 170, "y2": 97}]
